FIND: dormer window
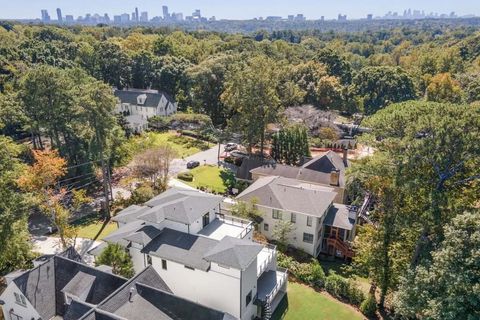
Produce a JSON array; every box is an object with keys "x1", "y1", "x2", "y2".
[{"x1": 137, "y1": 94, "x2": 147, "y2": 105}]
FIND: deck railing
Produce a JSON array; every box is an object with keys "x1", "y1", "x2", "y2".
[
  {"x1": 265, "y1": 268, "x2": 288, "y2": 304},
  {"x1": 215, "y1": 212, "x2": 254, "y2": 239},
  {"x1": 255, "y1": 242, "x2": 277, "y2": 277}
]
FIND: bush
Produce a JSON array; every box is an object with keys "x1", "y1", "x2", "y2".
[
  {"x1": 129, "y1": 185, "x2": 155, "y2": 205},
  {"x1": 360, "y1": 294, "x2": 377, "y2": 317},
  {"x1": 277, "y1": 253, "x2": 325, "y2": 288},
  {"x1": 178, "y1": 172, "x2": 194, "y2": 182},
  {"x1": 325, "y1": 272, "x2": 365, "y2": 306}
]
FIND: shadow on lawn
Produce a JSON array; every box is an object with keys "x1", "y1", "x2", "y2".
[
  {"x1": 72, "y1": 213, "x2": 111, "y2": 242},
  {"x1": 271, "y1": 295, "x2": 289, "y2": 320}
]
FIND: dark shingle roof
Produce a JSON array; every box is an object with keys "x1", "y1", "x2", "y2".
[
  {"x1": 114, "y1": 89, "x2": 172, "y2": 109},
  {"x1": 61, "y1": 271, "x2": 96, "y2": 301},
  {"x1": 237, "y1": 176, "x2": 337, "y2": 217},
  {"x1": 324, "y1": 204, "x2": 356, "y2": 231},
  {"x1": 204, "y1": 236, "x2": 263, "y2": 270},
  {"x1": 142, "y1": 228, "x2": 218, "y2": 271},
  {"x1": 102, "y1": 220, "x2": 146, "y2": 247},
  {"x1": 112, "y1": 205, "x2": 151, "y2": 224},
  {"x1": 64, "y1": 300, "x2": 95, "y2": 320},
  {"x1": 123, "y1": 225, "x2": 163, "y2": 246},
  {"x1": 251, "y1": 151, "x2": 348, "y2": 187}
]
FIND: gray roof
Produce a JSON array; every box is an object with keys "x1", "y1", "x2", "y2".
[
  {"x1": 139, "y1": 188, "x2": 223, "y2": 225},
  {"x1": 64, "y1": 300, "x2": 95, "y2": 320},
  {"x1": 204, "y1": 236, "x2": 263, "y2": 270},
  {"x1": 114, "y1": 89, "x2": 174, "y2": 108},
  {"x1": 251, "y1": 150, "x2": 348, "y2": 187},
  {"x1": 123, "y1": 225, "x2": 163, "y2": 246},
  {"x1": 236, "y1": 156, "x2": 275, "y2": 181},
  {"x1": 142, "y1": 228, "x2": 218, "y2": 271},
  {"x1": 324, "y1": 204, "x2": 356, "y2": 231},
  {"x1": 62, "y1": 271, "x2": 97, "y2": 301},
  {"x1": 112, "y1": 205, "x2": 151, "y2": 224},
  {"x1": 102, "y1": 220, "x2": 146, "y2": 247},
  {"x1": 237, "y1": 176, "x2": 337, "y2": 217}
]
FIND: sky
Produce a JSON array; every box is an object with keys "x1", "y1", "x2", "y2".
[{"x1": 0, "y1": 0, "x2": 478, "y2": 20}]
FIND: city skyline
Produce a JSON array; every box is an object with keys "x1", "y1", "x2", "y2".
[{"x1": 0, "y1": 0, "x2": 479, "y2": 20}]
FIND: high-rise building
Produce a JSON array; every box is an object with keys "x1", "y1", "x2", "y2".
[
  {"x1": 41, "y1": 9, "x2": 51, "y2": 22},
  {"x1": 113, "y1": 15, "x2": 122, "y2": 23},
  {"x1": 367, "y1": 14, "x2": 373, "y2": 20},
  {"x1": 56, "y1": 8, "x2": 63, "y2": 22},
  {"x1": 65, "y1": 15, "x2": 74, "y2": 23},
  {"x1": 163, "y1": 6, "x2": 170, "y2": 20},
  {"x1": 192, "y1": 9, "x2": 201, "y2": 20},
  {"x1": 135, "y1": 7, "x2": 139, "y2": 22},
  {"x1": 132, "y1": 12, "x2": 136, "y2": 21},
  {"x1": 120, "y1": 13, "x2": 130, "y2": 23},
  {"x1": 104, "y1": 13, "x2": 110, "y2": 23},
  {"x1": 338, "y1": 14, "x2": 347, "y2": 21},
  {"x1": 140, "y1": 12, "x2": 149, "y2": 22}
]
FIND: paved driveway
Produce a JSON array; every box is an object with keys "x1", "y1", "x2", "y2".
[
  {"x1": 170, "y1": 144, "x2": 224, "y2": 176},
  {"x1": 32, "y1": 236, "x2": 101, "y2": 265}
]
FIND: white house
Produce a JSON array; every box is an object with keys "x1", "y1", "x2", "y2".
[
  {"x1": 115, "y1": 88, "x2": 177, "y2": 133},
  {"x1": 0, "y1": 248, "x2": 234, "y2": 320},
  {"x1": 91, "y1": 188, "x2": 288, "y2": 320},
  {"x1": 236, "y1": 176, "x2": 357, "y2": 259}
]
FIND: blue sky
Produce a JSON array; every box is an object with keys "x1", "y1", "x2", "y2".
[{"x1": 0, "y1": 0, "x2": 478, "y2": 20}]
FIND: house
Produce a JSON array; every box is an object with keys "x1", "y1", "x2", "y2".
[
  {"x1": 115, "y1": 89, "x2": 177, "y2": 133},
  {"x1": 90, "y1": 187, "x2": 288, "y2": 320},
  {"x1": 249, "y1": 150, "x2": 349, "y2": 203},
  {"x1": 236, "y1": 176, "x2": 356, "y2": 259},
  {"x1": 0, "y1": 248, "x2": 232, "y2": 320}
]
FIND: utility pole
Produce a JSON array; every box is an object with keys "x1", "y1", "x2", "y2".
[{"x1": 101, "y1": 157, "x2": 111, "y2": 219}]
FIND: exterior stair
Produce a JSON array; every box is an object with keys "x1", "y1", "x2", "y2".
[{"x1": 261, "y1": 300, "x2": 272, "y2": 320}]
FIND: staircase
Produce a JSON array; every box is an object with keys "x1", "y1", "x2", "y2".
[
  {"x1": 326, "y1": 237, "x2": 354, "y2": 259},
  {"x1": 261, "y1": 300, "x2": 272, "y2": 320}
]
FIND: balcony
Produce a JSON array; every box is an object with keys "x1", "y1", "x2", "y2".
[
  {"x1": 256, "y1": 242, "x2": 276, "y2": 277},
  {"x1": 256, "y1": 267, "x2": 288, "y2": 305},
  {"x1": 198, "y1": 214, "x2": 254, "y2": 241}
]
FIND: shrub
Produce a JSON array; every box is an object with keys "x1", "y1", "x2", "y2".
[
  {"x1": 277, "y1": 253, "x2": 325, "y2": 288},
  {"x1": 178, "y1": 172, "x2": 194, "y2": 182},
  {"x1": 310, "y1": 260, "x2": 327, "y2": 288},
  {"x1": 360, "y1": 294, "x2": 377, "y2": 317},
  {"x1": 325, "y1": 272, "x2": 365, "y2": 306},
  {"x1": 129, "y1": 185, "x2": 155, "y2": 205}
]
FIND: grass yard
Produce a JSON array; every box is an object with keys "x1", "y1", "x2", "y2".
[
  {"x1": 272, "y1": 281, "x2": 365, "y2": 320},
  {"x1": 118, "y1": 131, "x2": 210, "y2": 166},
  {"x1": 182, "y1": 165, "x2": 233, "y2": 194},
  {"x1": 73, "y1": 214, "x2": 118, "y2": 240}
]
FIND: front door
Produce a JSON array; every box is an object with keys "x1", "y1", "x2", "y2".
[{"x1": 202, "y1": 212, "x2": 210, "y2": 228}]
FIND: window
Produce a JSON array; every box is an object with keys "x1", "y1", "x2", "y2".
[
  {"x1": 14, "y1": 293, "x2": 26, "y2": 307},
  {"x1": 264, "y1": 223, "x2": 269, "y2": 231},
  {"x1": 272, "y1": 209, "x2": 282, "y2": 220},
  {"x1": 161, "y1": 259, "x2": 167, "y2": 270},
  {"x1": 184, "y1": 265, "x2": 195, "y2": 270},
  {"x1": 291, "y1": 213, "x2": 296, "y2": 223},
  {"x1": 246, "y1": 290, "x2": 252, "y2": 307},
  {"x1": 303, "y1": 233, "x2": 314, "y2": 244},
  {"x1": 306, "y1": 216, "x2": 313, "y2": 227}
]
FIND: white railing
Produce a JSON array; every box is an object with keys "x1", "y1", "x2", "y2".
[
  {"x1": 266, "y1": 268, "x2": 288, "y2": 304},
  {"x1": 256, "y1": 242, "x2": 277, "y2": 277},
  {"x1": 215, "y1": 213, "x2": 254, "y2": 239}
]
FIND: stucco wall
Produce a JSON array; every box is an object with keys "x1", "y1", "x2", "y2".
[{"x1": 0, "y1": 284, "x2": 41, "y2": 320}]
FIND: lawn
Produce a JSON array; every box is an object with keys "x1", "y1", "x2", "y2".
[
  {"x1": 72, "y1": 214, "x2": 118, "y2": 240},
  {"x1": 272, "y1": 281, "x2": 365, "y2": 320},
  {"x1": 117, "y1": 131, "x2": 210, "y2": 166},
  {"x1": 182, "y1": 165, "x2": 233, "y2": 194}
]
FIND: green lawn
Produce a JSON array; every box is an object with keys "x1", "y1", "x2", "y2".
[
  {"x1": 182, "y1": 165, "x2": 233, "y2": 194},
  {"x1": 72, "y1": 214, "x2": 118, "y2": 240},
  {"x1": 118, "y1": 131, "x2": 210, "y2": 166},
  {"x1": 272, "y1": 281, "x2": 365, "y2": 320}
]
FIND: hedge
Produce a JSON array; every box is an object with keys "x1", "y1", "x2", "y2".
[
  {"x1": 178, "y1": 172, "x2": 194, "y2": 182},
  {"x1": 360, "y1": 294, "x2": 377, "y2": 317},
  {"x1": 324, "y1": 272, "x2": 365, "y2": 306}
]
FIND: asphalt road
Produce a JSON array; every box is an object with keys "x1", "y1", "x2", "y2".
[{"x1": 169, "y1": 143, "x2": 224, "y2": 176}]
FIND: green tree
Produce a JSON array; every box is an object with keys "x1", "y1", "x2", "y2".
[
  {"x1": 0, "y1": 136, "x2": 34, "y2": 275},
  {"x1": 272, "y1": 220, "x2": 296, "y2": 251},
  {"x1": 271, "y1": 125, "x2": 311, "y2": 165},
  {"x1": 222, "y1": 55, "x2": 282, "y2": 155},
  {"x1": 93, "y1": 41, "x2": 131, "y2": 89},
  {"x1": 315, "y1": 48, "x2": 353, "y2": 84},
  {"x1": 96, "y1": 243, "x2": 134, "y2": 278},
  {"x1": 352, "y1": 66, "x2": 416, "y2": 114},
  {"x1": 394, "y1": 210, "x2": 480, "y2": 320}
]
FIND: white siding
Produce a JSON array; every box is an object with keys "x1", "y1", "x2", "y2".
[
  {"x1": 0, "y1": 284, "x2": 41, "y2": 320},
  {"x1": 240, "y1": 258, "x2": 258, "y2": 320}
]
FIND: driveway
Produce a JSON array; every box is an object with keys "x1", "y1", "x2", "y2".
[
  {"x1": 169, "y1": 144, "x2": 224, "y2": 176},
  {"x1": 32, "y1": 236, "x2": 100, "y2": 266}
]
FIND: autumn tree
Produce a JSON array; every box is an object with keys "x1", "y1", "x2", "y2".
[
  {"x1": 17, "y1": 150, "x2": 77, "y2": 249},
  {"x1": 425, "y1": 73, "x2": 464, "y2": 103}
]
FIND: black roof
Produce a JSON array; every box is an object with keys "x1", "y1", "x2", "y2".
[{"x1": 114, "y1": 89, "x2": 175, "y2": 108}]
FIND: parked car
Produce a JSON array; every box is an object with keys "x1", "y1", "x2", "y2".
[
  {"x1": 224, "y1": 143, "x2": 238, "y2": 152},
  {"x1": 186, "y1": 160, "x2": 200, "y2": 169}
]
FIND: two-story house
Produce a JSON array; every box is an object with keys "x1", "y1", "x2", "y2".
[
  {"x1": 236, "y1": 176, "x2": 356, "y2": 259},
  {"x1": 115, "y1": 89, "x2": 177, "y2": 133},
  {"x1": 249, "y1": 150, "x2": 349, "y2": 204},
  {"x1": 90, "y1": 187, "x2": 288, "y2": 320},
  {"x1": 0, "y1": 248, "x2": 234, "y2": 320}
]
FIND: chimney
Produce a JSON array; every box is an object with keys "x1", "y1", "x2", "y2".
[
  {"x1": 330, "y1": 170, "x2": 340, "y2": 186},
  {"x1": 342, "y1": 148, "x2": 348, "y2": 167},
  {"x1": 129, "y1": 287, "x2": 135, "y2": 302}
]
